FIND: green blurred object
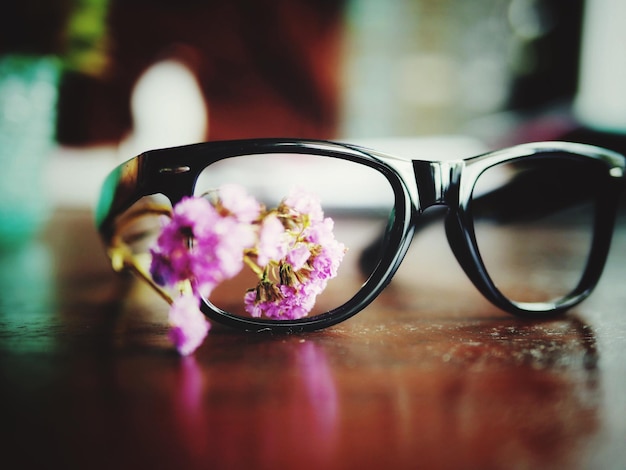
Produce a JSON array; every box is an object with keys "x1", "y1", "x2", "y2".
[
  {"x1": 0, "y1": 1, "x2": 110, "y2": 76},
  {"x1": 64, "y1": 0, "x2": 110, "y2": 75},
  {"x1": 0, "y1": 55, "x2": 60, "y2": 248}
]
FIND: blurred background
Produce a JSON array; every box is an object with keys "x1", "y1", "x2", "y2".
[
  {"x1": 0, "y1": 0, "x2": 592, "y2": 143},
  {"x1": 0, "y1": 0, "x2": 625, "y2": 235}
]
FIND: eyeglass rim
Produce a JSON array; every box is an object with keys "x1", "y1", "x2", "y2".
[
  {"x1": 452, "y1": 145, "x2": 625, "y2": 318},
  {"x1": 96, "y1": 139, "x2": 411, "y2": 243},
  {"x1": 96, "y1": 139, "x2": 417, "y2": 332},
  {"x1": 96, "y1": 138, "x2": 626, "y2": 332}
]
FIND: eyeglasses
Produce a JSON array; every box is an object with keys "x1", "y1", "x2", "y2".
[{"x1": 96, "y1": 139, "x2": 626, "y2": 333}]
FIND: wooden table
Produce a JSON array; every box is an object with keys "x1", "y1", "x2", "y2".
[{"x1": 1, "y1": 208, "x2": 625, "y2": 469}]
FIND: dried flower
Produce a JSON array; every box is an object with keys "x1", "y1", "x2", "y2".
[
  {"x1": 216, "y1": 183, "x2": 261, "y2": 222},
  {"x1": 149, "y1": 184, "x2": 346, "y2": 354},
  {"x1": 150, "y1": 193, "x2": 255, "y2": 297},
  {"x1": 256, "y1": 214, "x2": 288, "y2": 267},
  {"x1": 244, "y1": 284, "x2": 316, "y2": 320},
  {"x1": 242, "y1": 187, "x2": 346, "y2": 319},
  {"x1": 167, "y1": 293, "x2": 210, "y2": 356},
  {"x1": 282, "y1": 186, "x2": 324, "y2": 223}
]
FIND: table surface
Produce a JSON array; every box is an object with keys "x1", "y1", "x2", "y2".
[{"x1": 1, "y1": 207, "x2": 625, "y2": 470}]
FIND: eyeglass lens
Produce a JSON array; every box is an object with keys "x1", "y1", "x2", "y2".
[
  {"x1": 470, "y1": 153, "x2": 601, "y2": 305},
  {"x1": 116, "y1": 153, "x2": 397, "y2": 320}
]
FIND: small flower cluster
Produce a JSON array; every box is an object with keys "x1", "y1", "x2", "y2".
[
  {"x1": 149, "y1": 185, "x2": 346, "y2": 355},
  {"x1": 244, "y1": 188, "x2": 346, "y2": 320}
]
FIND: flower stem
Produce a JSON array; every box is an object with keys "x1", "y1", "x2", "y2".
[{"x1": 243, "y1": 252, "x2": 264, "y2": 277}]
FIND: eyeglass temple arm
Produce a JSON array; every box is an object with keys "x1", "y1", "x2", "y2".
[
  {"x1": 108, "y1": 243, "x2": 175, "y2": 305},
  {"x1": 105, "y1": 204, "x2": 176, "y2": 305}
]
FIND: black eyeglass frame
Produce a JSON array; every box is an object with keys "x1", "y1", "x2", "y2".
[{"x1": 96, "y1": 139, "x2": 626, "y2": 333}]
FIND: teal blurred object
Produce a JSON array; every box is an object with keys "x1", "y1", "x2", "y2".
[
  {"x1": 0, "y1": 242, "x2": 54, "y2": 352},
  {"x1": 0, "y1": 55, "x2": 60, "y2": 248}
]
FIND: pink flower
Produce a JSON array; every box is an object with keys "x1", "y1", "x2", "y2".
[
  {"x1": 304, "y1": 217, "x2": 346, "y2": 282},
  {"x1": 286, "y1": 243, "x2": 311, "y2": 271},
  {"x1": 168, "y1": 294, "x2": 211, "y2": 356},
  {"x1": 149, "y1": 184, "x2": 347, "y2": 342},
  {"x1": 150, "y1": 197, "x2": 218, "y2": 285},
  {"x1": 150, "y1": 193, "x2": 256, "y2": 297},
  {"x1": 242, "y1": 188, "x2": 346, "y2": 320},
  {"x1": 218, "y1": 183, "x2": 261, "y2": 222},
  {"x1": 283, "y1": 187, "x2": 324, "y2": 223},
  {"x1": 244, "y1": 284, "x2": 316, "y2": 320},
  {"x1": 304, "y1": 217, "x2": 335, "y2": 244},
  {"x1": 256, "y1": 214, "x2": 288, "y2": 267}
]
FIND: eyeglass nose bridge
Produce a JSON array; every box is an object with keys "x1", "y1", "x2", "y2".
[
  {"x1": 411, "y1": 159, "x2": 495, "y2": 303},
  {"x1": 412, "y1": 159, "x2": 463, "y2": 211}
]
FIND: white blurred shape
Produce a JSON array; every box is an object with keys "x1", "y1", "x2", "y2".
[
  {"x1": 575, "y1": 0, "x2": 626, "y2": 133},
  {"x1": 120, "y1": 59, "x2": 208, "y2": 156},
  {"x1": 49, "y1": 59, "x2": 209, "y2": 209}
]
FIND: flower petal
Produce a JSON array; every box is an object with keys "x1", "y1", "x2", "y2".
[{"x1": 168, "y1": 294, "x2": 210, "y2": 356}]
